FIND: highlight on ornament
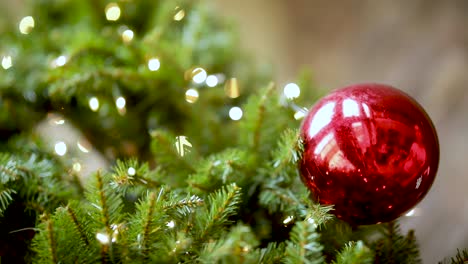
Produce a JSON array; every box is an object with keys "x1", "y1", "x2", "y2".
[{"x1": 299, "y1": 83, "x2": 439, "y2": 225}]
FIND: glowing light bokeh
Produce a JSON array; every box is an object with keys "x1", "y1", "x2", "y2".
[
  {"x1": 229, "y1": 106, "x2": 243, "y2": 121},
  {"x1": 105, "y1": 3, "x2": 121, "y2": 21},
  {"x1": 148, "y1": 58, "x2": 160, "y2": 71},
  {"x1": 19, "y1": 16, "x2": 35, "y2": 34},
  {"x1": 54, "y1": 142, "x2": 67, "y2": 156}
]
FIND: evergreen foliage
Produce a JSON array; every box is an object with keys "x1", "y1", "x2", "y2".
[{"x1": 0, "y1": 0, "x2": 463, "y2": 263}]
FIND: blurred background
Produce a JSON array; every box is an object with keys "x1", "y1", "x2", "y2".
[
  {"x1": 213, "y1": 1, "x2": 468, "y2": 262},
  {"x1": 2, "y1": 0, "x2": 468, "y2": 262}
]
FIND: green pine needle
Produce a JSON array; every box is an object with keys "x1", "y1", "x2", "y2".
[
  {"x1": 332, "y1": 241, "x2": 374, "y2": 264},
  {"x1": 284, "y1": 220, "x2": 324, "y2": 264},
  {"x1": 197, "y1": 183, "x2": 242, "y2": 243},
  {"x1": 0, "y1": 188, "x2": 15, "y2": 215},
  {"x1": 198, "y1": 224, "x2": 260, "y2": 263},
  {"x1": 372, "y1": 221, "x2": 422, "y2": 264},
  {"x1": 439, "y1": 249, "x2": 468, "y2": 264},
  {"x1": 257, "y1": 242, "x2": 287, "y2": 264}
]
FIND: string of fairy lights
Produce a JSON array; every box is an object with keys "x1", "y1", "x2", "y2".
[
  {"x1": 1, "y1": 2, "x2": 425, "y2": 250},
  {"x1": 1, "y1": 3, "x2": 308, "y2": 180}
]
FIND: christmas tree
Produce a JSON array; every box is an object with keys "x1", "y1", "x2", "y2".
[{"x1": 0, "y1": 0, "x2": 466, "y2": 263}]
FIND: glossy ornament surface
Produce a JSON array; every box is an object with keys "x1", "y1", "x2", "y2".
[{"x1": 299, "y1": 83, "x2": 439, "y2": 225}]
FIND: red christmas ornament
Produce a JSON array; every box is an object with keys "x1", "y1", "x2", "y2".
[{"x1": 299, "y1": 83, "x2": 439, "y2": 225}]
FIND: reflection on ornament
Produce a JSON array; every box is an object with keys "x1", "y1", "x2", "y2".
[
  {"x1": 307, "y1": 102, "x2": 335, "y2": 138},
  {"x1": 283, "y1": 83, "x2": 300, "y2": 99},
  {"x1": 19, "y1": 16, "x2": 34, "y2": 34},
  {"x1": 148, "y1": 58, "x2": 160, "y2": 71},
  {"x1": 229, "y1": 106, "x2": 243, "y2": 121},
  {"x1": 299, "y1": 83, "x2": 439, "y2": 225},
  {"x1": 105, "y1": 3, "x2": 121, "y2": 21},
  {"x1": 1, "y1": 56, "x2": 12, "y2": 70}
]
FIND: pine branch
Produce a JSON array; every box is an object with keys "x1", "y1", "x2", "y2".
[
  {"x1": 197, "y1": 184, "x2": 242, "y2": 243},
  {"x1": 126, "y1": 188, "x2": 168, "y2": 258},
  {"x1": 83, "y1": 171, "x2": 124, "y2": 262},
  {"x1": 198, "y1": 224, "x2": 259, "y2": 263},
  {"x1": 150, "y1": 130, "x2": 195, "y2": 183},
  {"x1": 163, "y1": 194, "x2": 204, "y2": 220},
  {"x1": 253, "y1": 83, "x2": 275, "y2": 151},
  {"x1": 372, "y1": 221, "x2": 422, "y2": 264},
  {"x1": 46, "y1": 217, "x2": 58, "y2": 264},
  {"x1": 271, "y1": 129, "x2": 302, "y2": 173},
  {"x1": 439, "y1": 249, "x2": 468, "y2": 264},
  {"x1": 109, "y1": 159, "x2": 162, "y2": 193},
  {"x1": 188, "y1": 149, "x2": 250, "y2": 193},
  {"x1": 141, "y1": 192, "x2": 157, "y2": 251},
  {"x1": 96, "y1": 171, "x2": 112, "y2": 237},
  {"x1": 303, "y1": 201, "x2": 335, "y2": 227},
  {"x1": 239, "y1": 82, "x2": 276, "y2": 153},
  {"x1": 257, "y1": 242, "x2": 287, "y2": 264},
  {"x1": 332, "y1": 241, "x2": 374, "y2": 264},
  {"x1": 66, "y1": 205, "x2": 90, "y2": 246},
  {"x1": 284, "y1": 220, "x2": 324, "y2": 264},
  {"x1": 0, "y1": 188, "x2": 15, "y2": 215},
  {"x1": 0, "y1": 153, "x2": 19, "y2": 183},
  {"x1": 259, "y1": 186, "x2": 301, "y2": 214}
]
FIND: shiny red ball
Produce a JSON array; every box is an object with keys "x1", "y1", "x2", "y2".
[{"x1": 299, "y1": 83, "x2": 439, "y2": 225}]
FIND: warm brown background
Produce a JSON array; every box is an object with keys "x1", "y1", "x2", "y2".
[
  {"x1": 214, "y1": 1, "x2": 468, "y2": 262},
  {"x1": 1, "y1": 0, "x2": 467, "y2": 262}
]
